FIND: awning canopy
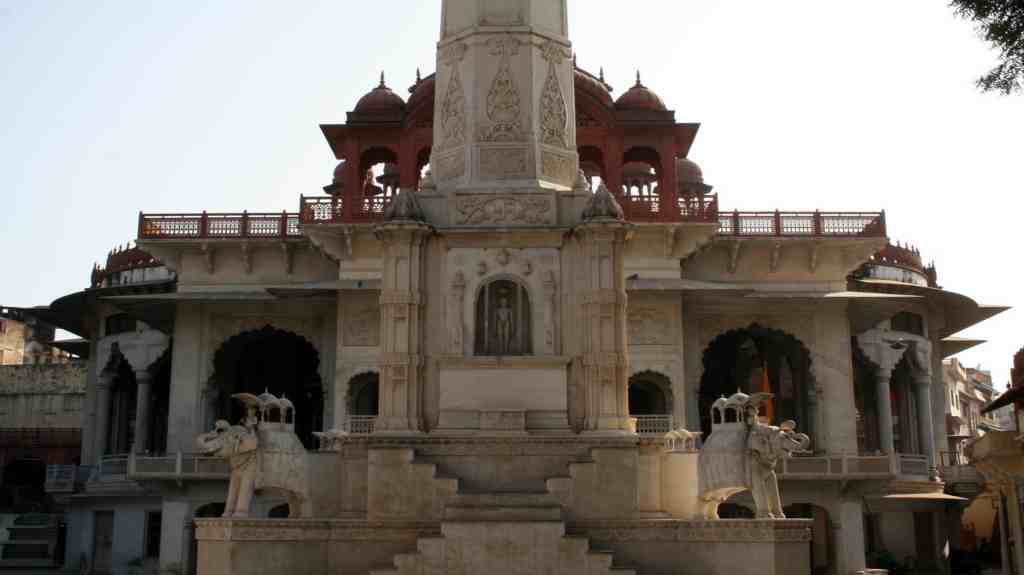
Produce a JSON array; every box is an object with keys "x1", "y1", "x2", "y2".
[
  {"x1": 851, "y1": 278, "x2": 1009, "y2": 338},
  {"x1": 864, "y1": 491, "x2": 969, "y2": 512}
]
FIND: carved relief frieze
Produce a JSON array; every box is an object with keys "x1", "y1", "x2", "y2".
[
  {"x1": 628, "y1": 305, "x2": 673, "y2": 345},
  {"x1": 539, "y1": 41, "x2": 570, "y2": 147},
  {"x1": 478, "y1": 36, "x2": 524, "y2": 142},
  {"x1": 479, "y1": 147, "x2": 528, "y2": 180},
  {"x1": 433, "y1": 151, "x2": 466, "y2": 182},
  {"x1": 540, "y1": 151, "x2": 575, "y2": 186},
  {"x1": 455, "y1": 195, "x2": 552, "y2": 226}
]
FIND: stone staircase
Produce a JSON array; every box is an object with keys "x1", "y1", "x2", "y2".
[{"x1": 370, "y1": 466, "x2": 635, "y2": 575}]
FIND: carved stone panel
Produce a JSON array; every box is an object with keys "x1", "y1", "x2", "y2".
[
  {"x1": 342, "y1": 304, "x2": 380, "y2": 347},
  {"x1": 479, "y1": 148, "x2": 528, "y2": 180},
  {"x1": 628, "y1": 305, "x2": 673, "y2": 346},
  {"x1": 434, "y1": 151, "x2": 466, "y2": 182},
  {"x1": 454, "y1": 195, "x2": 553, "y2": 226},
  {"x1": 540, "y1": 151, "x2": 575, "y2": 186}
]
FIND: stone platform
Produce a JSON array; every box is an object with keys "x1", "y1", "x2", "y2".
[{"x1": 194, "y1": 518, "x2": 811, "y2": 575}]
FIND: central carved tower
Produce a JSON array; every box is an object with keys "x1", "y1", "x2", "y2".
[{"x1": 432, "y1": 0, "x2": 579, "y2": 202}]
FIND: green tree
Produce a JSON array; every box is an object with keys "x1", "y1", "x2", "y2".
[{"x1": 951, "y1": 0, "x2": 1024, "y2": 94}]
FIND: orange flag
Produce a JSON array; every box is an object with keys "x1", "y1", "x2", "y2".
[{"x1": 761, "y1": 361, "x2": 774, "y2": 422}]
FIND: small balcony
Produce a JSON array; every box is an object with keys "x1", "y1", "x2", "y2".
[
  {"x1": 126, "y1": 452, "x2": 230, "y2": 481},
  {"x1": 777, "y1": 452, "x2": 929, "y2": 480},
  {"x1": 631, "y1": 414, "x2": 675, "y2": 436},
  {"x1": 43, "y1": 464, "x2": 91, "y2": 495}
]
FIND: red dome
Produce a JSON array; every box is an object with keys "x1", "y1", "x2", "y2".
[
  {"x1": 332, "y1": 160, "x2": 347, "y2": 184},
  {"x1": 408, "y1": 72, "x2": 435, "y2": 111},
  {"x1": 574, "y1": 66, "x2": 613, "y2": 108},
  {"x1": 615, "y1": 72, "x2": 666, "y2": 111},
  {"x1": 676, "y1": 157, "x2": 704, "y2": 184},
  {"x1": 354, "y1": 74, "x2": 406, "y2": 113}
]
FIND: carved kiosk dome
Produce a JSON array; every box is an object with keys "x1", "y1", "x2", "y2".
[
  {"x1": 354, "y1": 75, "x2": 406, "y2": 114},
  {"x1": 332, "y1": 160, "x2": 348, "y2": 185},
  {"x1": 407, "y1": 72, "x2": 436, "y2": 110},
  {"x1": 615, "y1": 73, "x2": 666, "y2": 111},
  {"x1": 677, "y1": 157, "x2": 704, "y2": 185},
  {"x1": 574, "y1": 66, "x2": 613, "y2": 108}
]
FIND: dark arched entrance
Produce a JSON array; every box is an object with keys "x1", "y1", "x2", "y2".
[
  {"x1": 211, "y1": 326, "x2": 323, "y2": 447},
  {"x1": 348, "y1": 373, "x2": 379, "y2": 416},
  {"x1": 628, "y1": 371, "x2": 671, "y2": 415},
  {"x1": 785, "y1": 504, "x2": 832, "y2": 575},
  {"x1": 699, "y1": 324, "x2": 815, "y2": 440}
]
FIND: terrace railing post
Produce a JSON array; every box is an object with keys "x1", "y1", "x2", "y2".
[
  {"x1": 137, "y1": 212, "x2": 144, "y2": 238},
  {"x1": 241, "y1": 210, "x2": 249, "y2": 238},
  {"x1": 281, "y1": 211, "x2": 288, "y2": 237},
  {"x1": 732, "y1": 210, "x2": 740, "y2": 236},
  {"x1": 774, "y1": 210, "x2": 782, "y2": 236},
  {"x1": 813, "y1": 210, "x2": 822, "y2": 236},
  {"x1": 175, "y1": 451, "x2": 182, "y2": 477},
  {"x1": 200, "y1": 211, "x2": 209, "y2": 238}
]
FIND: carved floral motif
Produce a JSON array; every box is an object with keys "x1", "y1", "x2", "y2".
[
  {"x1": 455, "y1": 196, "x2": 552, "y2": 226},
  {"x1": 478, "y1": 36, "x2": 523, "y2": 142},
  {"x1": 539, "y1": 41, "x2": 569, "y2": 147},
  {"x1": 439, "y1": 61, "x2": 466, "y2": 148}
]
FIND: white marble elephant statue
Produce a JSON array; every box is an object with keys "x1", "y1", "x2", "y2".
[
  {"x1": 698, "y1": 392, "x2": 810, "y2": 519},
  {"x1": 195, "y1": 392, "x2": 311, "y2": 518}
]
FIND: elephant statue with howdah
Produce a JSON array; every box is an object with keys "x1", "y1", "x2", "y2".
[
  {"x1": 196, "y1": 391, "x2": 311, "y2": 518},
  {"x1": 698, "y1": 391, "x2": 810, "y2": 519}
]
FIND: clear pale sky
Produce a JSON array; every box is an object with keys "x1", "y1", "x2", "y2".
[{"x1": 1, "y1": 1, "x2": 1020, "y2": 385}]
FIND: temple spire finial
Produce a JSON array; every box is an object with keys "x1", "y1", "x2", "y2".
[
  {"x1": 636, "y1": 70, "x2": 642, "y2": 86},
  {"x1": 379, "y1": 71, "x2": 386, "y2": 88}
]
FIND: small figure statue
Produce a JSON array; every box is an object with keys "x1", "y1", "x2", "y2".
[{"x1": 495, "y1": 296, "x2": 514, "y2": 354}]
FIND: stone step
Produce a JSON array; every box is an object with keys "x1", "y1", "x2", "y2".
[
  {"x1": 450, "y1": 490, "x2": 560, "y2": 507},
  {"x1": 444, "y1": 505, "x2": 563, "y2": 521}
]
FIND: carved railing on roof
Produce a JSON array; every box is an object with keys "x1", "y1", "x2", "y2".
[
  {"x1": 619, "y1": 193, "x2": 719, "y2": 223},
  {"x1": 717, "y1": 210, "x2": 886, "y2": 238},
  {"x1": 138, "y1": 212, "x2": 302, "y2": 240},
  {"x1": 299, "y1": 194, "x2": 391, "y2": 224}
]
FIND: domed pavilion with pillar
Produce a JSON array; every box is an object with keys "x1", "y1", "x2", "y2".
[{"x1": 30, "y1": 1, "x2": 1009, "y2": 574}]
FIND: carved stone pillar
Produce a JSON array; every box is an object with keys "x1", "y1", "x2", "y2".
[
  {"x1": 914, "y1": 372, "x2": 937, "y2": 477},
  {"x1": 374, "y1": 219, "x2": 432, "y2": 433},
  {"x1": 133, "y1": 369, "x2": 153, "y2": 453},
  {"x1": 95, "y1": 369, "x2": 115, "y2": 456},
  {"x1": 876, "y1": 367, "x2": 895, "y2": 455},
  {"x1": 575, "y1": 219, "x2": 633, "y2": 433},
  {"x1": 542, "y1": 270, "x2": 558, "y2": 355},
  {"x1": 448, "y1": 271, "x2": 466, "y2": 355}
]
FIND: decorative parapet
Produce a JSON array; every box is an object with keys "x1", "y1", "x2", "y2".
[
  {"x1": 717, "y1": 210, "x2": 886, "y2": 238},
  {"x1": 138, "y1": 212, "x2": 302, "y2": 240},
  {"x1": 856, "y1": 240, "x2": 938, "y2": 287},
  {"x1": 91, "y1": 244, "x2": 168, "y2": 288}
]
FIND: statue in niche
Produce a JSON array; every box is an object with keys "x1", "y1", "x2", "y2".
[{"x1": 475, "y1": 279, "x2": 531, "y2": 356}]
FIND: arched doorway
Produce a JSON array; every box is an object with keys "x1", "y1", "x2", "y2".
[
  {"x1": 348, "y1": 373, "x2": 379, "y2": 416},
  {"x1": 698, "y1": 324, "x2": 815, "y2": 441},
  {"x1": 145, "y1": 350, "x2": 172, "y2": 454},
  {"x1": 103, "y1": 353, "x2": 137, "y2": 455},
  {"x1": 628, "y1": 371, "x2": 673, "y2": 434},
  {"x1": 210, "y1": 326, "x2": 323, "y2": 448}
]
